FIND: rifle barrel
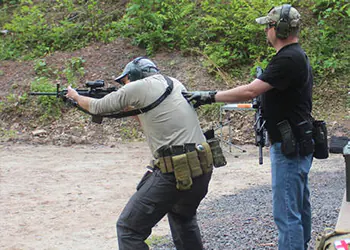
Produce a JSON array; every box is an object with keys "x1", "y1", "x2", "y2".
[
  {"x1": 29, "y1": 92, "x2": 57, "y2": 96},
  {"x1": 259, "y1": 146, "x2": 263, "y2": 165}
]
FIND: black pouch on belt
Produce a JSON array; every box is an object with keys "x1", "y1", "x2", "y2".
[
  {"x1": 312, "y1": 120, "x2": 329, "y2": 159},
  {"x1": 277, "y1": 120, "x2": 297, "y2": 156},
  {"x1": 297, "y1": 121, "x2": 314, "y2": 156}
]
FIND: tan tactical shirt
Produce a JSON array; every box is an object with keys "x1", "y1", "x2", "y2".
[{"x1": 89, "y1": 74, "x2": 206, "y2": 157}]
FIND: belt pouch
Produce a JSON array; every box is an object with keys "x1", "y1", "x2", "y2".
[
  {"x1": 186, "y1": 151, "x2": 203, "y2": 178},
  {"x1": 277, "y1": 120, "x2": 297, "y2": 156},
  {"x1": 185, "y1": 143, "x2": 202, "y2": 177},
  {"x1": 207, "y1": 138, "x2": 227, "y2": 168},
  {"x1": 313, "y1": 120, "x2": 329, "y2": 159},
  {"x1": 172, "y1": 154, "x2": 192, "y2": 190},
  {"x1": 158, "y1": 146, "x2": 173, "y2": 173},
  {"x1": 196, "y1": 143, "x2": 213, "y2": 173},
  {"x1": 297, "y1": 121, "x2": 314, "y2": 156}
]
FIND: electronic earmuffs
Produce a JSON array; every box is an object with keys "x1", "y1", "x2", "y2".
[
  {"x1": 127, "y1": 57, "x2": 145, "y2": 82},
  {"x1": 275, "y1": 4, "x2": 291, "y2": 39},
  {"x1": 128, "y1": 56, "x2": 159, "y2": 82}
]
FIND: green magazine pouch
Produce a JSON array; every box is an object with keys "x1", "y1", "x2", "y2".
[
  {"x1": 172, "y1": 154, "x2": 192, "y2": 191},
  {"x1": 207, "y1": 138, "x2": 227, "y2": 168},
  {"x1": 186, "y1": 150, "x2": 203, "y2": 178},
  {"x1": 196, "y1": 142, "x2": 213, "y2": 174}
]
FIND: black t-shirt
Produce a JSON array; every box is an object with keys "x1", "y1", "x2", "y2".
[{"x1": 258, "y1": 43, "x2": 313, "y2": 142}]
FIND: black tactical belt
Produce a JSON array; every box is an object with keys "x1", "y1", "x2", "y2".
[{"x1": 156, "y1": 143, "x2": 197, "y2": 158}]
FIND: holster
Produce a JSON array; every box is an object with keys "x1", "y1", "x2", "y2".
[{"x1": 312, "y1": 120, "x2": 329, "y2": 159}]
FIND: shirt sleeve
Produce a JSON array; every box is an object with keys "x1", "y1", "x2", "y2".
[
  {"x1": 258, "y1": 56, "x2": 295, "y2": 90},
  {"x1": 89, "y1": 81, "x2": 142, "y2": 115}
]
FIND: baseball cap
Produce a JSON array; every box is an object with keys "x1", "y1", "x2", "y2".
[
  {"x1": 255, "y1": 5, "x2": 301, "y2": 27},
  {"x1": 115, "y1": 57, "x2": 159, "y2": 84},
  {"x1": 115, "y1": 61, "x2": 133, "y2": 84}
]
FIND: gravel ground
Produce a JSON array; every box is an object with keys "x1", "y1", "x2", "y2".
[
  {"x1": 151, "y1": 154, "x2": 346, "y2": 250},
  {"x1": 1, "y1": 144, "x2": 346, "y2": 250}
]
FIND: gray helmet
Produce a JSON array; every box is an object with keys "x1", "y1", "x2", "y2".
[{"x1": 115, "y1": 57, "x2": 159, "y2": 84}]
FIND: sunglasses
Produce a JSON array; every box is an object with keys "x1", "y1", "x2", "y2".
[{"x1": 266, "y1": 23, "x2": 276, "y2": 30}]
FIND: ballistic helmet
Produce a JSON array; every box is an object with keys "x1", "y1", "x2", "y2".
[{"x1": 115, "y1": 57, "x2": 159, "y2": 84}]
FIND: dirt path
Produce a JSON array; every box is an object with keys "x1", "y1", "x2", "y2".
[{"x1": 0, "y1": 143, "x2": 345, "y2": 250}]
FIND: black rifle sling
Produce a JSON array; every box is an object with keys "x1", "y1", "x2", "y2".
[{"x1": 78, "y1": 75, "x2": 173, "y2": 120}]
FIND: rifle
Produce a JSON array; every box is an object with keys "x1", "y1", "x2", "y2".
[
  {"x1": 252, "y1": 67, "x2": 268, "y2": 165},
  {"x1": 30, "y1": 80, "x2": 117, "y2": 123},
  {"x1": 30, "y1": 75, "x2": 174, "y2": 124}
]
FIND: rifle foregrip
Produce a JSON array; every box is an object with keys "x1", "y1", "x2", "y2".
[{"x1": 29, "y1": 92, "x2": 57, "y2": 96}]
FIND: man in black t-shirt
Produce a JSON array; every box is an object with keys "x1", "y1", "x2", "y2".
[{"x1": 184, "y1": 4, "x2": 313, "y2": 250}]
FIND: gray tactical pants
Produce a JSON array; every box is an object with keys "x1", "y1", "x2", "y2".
[{"x1": 116, "y1": 168, "x2": 212, "y2": 250}]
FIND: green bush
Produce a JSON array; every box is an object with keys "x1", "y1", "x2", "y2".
[
  {"x1": 0, "y1": 0, "x2": 349, "y2": 97},
  {"x1": 62, "y1": 57, "x2": 86, "y2": 86},
  {"x1": 0, "y1": 0, "x2": 122, "y2": 60},
  {"x1": 307, "y1": 0, "x2": 350, "y2": 79},
  {"x1": 117, "y1": 0, "x2": 303, "y2": 72}
]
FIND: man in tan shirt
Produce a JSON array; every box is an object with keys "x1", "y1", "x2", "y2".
[{"x1": 66, "y1": 57, "x2": 212, "y2": 250}]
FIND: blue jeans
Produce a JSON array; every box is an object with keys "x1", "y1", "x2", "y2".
[{"x1": 270, "y1": 143, "x2": 313, "y2": 250}]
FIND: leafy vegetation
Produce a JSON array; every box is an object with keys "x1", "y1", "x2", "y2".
[
  {"x1": 1, "y1": 0, "x2": 348, "y2": 76},
  {"x1": 0, "y1": 0, "x2": 349, "y2": 121},
  {"x1": 0, "y1": 55, "x2": 88, "y2": 124},
  {"x1": 30, "y1": 77, "x2": 63, "y2": 121},
  {"x1": 0, "y1": 0, "x2": 123, "y2": 60}
]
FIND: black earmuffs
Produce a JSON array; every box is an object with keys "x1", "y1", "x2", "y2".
[
  {"x1": 128, "y1": 57, "x2": 146, "y2": 82},
  {"x1": 275, "y1": 4, "x2": 291, "y2": 39},
  {"x1": 128, "y1": 57, "x2": 159, "y2": 82}
]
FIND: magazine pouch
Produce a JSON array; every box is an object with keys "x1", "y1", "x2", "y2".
[{"x1": 313, "y1": 120, "x2": 329, "y2": 159}]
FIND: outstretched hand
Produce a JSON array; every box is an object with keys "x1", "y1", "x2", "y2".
[
  {"x1": 182, "y1": 91, "x2": 217, "y2": 108},
  {"x1": 65, "y1": 86, "x2": 79, "y2": 101}
]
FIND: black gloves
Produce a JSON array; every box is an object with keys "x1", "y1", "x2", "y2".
[{"x1": 182, "y1": 91, "x2": 217, "y2": 108}]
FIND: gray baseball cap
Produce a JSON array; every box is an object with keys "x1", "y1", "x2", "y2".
[
  {"x1": 115, "y1": 57, "x2": 159, "y2": 84},
  {"x1": 256, "y1": 5, "x2": 301, "y2": 27}
]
